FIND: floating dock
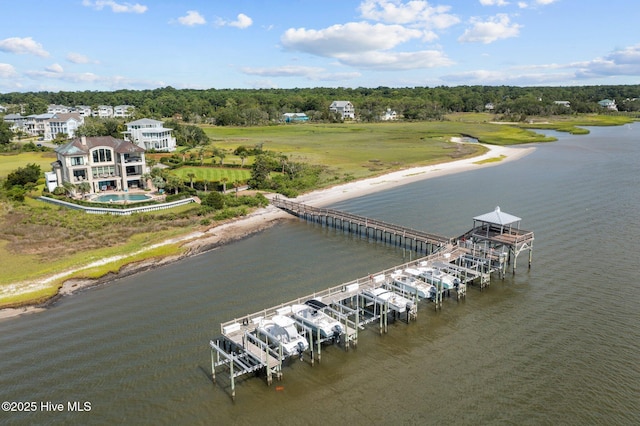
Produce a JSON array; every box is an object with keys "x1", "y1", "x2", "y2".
[{"x1": 209, "y1": 203, "x2": 534, "y2": 400}]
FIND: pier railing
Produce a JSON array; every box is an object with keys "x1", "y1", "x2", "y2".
[{"x1": 272, "y1": 198, "x2": 452, "y2": 250}]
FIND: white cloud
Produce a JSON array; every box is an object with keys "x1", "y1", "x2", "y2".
[
  {"x1": 359, "y1": 0, "x2": 459, "y2": 29},
  {"x1": 282, "y1": 22, "x2": 422, "y2": 56},
  {"x1": 24, "y1": 69, "x2": 163, "y2": 90},
  {"x1": 241, "y1": 65, "x2": 326, "y2": 77},
  {"x1": 0, "y1": 37, "x2": 49, "y2": 57},
  {"x1": 480, "y1": 0, "x2": 510, "y2": 6},
  {"x1": 177, "y1": 10, "x2": 206, "y2": 26},
  {"x1": 82, "y1": 0, "x2": 147, "y2": 14},
  {"x1": 574, "y1": 44, "x2": 640, "y2": 78},
  {"x1": 336, "y1": 49, "x2": 454, "y2": 70},
  {"x1": 0, "y1": 63, "x2": 18, "y2": 78},
  {"x1": 535, "y1": 0, "x2": 558, "y2": 4},
  {"x1": 216, "y1": 13, "x2": 253, "y2": 29},
  {"x1": 458, "y1": 14, "x2": 521, "y2": 43},
  {"x1": 66, "y1": 52, "x2": 98, "y2": 64},
  {"x1": 229, "y1": 13, "x2": 253, "y2": 29},
  {"x1": 45, "y1": 63, "x2": 64, "y2": 73}
]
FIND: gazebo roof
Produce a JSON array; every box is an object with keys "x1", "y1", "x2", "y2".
[{"x1": 473, "y1": 206, "x2": 521, "y2": 226}]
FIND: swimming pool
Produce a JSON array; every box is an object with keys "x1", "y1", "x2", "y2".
[{"x1": 92, "y1": 194, "x2": 152, "y2": 203}]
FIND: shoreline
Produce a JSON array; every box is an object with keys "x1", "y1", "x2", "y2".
[{"x1": 0, "y1": 143, "x2": 534, "y2": 320}]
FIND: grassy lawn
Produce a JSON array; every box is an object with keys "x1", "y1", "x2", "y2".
[
  {"x1": 172, "y1": 166, "x2": 251, "y2": 183},
  {"x1": 0, "y1": 151, "x2": 57, "y2": 178},
  {"x1": 201, "y1": 121, "x2": 555, "y2": 180}
]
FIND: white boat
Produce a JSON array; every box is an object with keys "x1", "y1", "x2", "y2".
[
  {"x1": 362, "y1": 287, "x2": 415, "y2": 313},
  {"x1": 412, "y1": 264, "x2": 461, "y2": 291},
  {"x1": 291, "y1": 300, "x2": 343, "y2": 340},
  {"x1": 392, "y1": 270, "x2": 437, "y2": 300},
  {"x1": 256, "y1": 315, "x2": 309, "y2": 357}
]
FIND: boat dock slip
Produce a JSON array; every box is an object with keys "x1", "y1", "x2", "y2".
[{"x1": 209, "y1": 204, "x2": 533, "y2": 400}]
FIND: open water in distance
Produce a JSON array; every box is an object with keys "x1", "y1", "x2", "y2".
[{"x1": 1, "y1": 125, "x2": 639, "y2": 425}]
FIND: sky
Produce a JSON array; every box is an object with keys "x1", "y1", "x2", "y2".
[{"x1": 1, "y1": 0, "x2": 639, "y2": 93}]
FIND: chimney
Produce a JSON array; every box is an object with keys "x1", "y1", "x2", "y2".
[{"x1": 81, "y1": 136, "x2": 87, "y2": 145}]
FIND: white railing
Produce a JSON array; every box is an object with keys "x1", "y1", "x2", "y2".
[{"x1": 38, "y1": 196, "x2": 197, "y2": 215}]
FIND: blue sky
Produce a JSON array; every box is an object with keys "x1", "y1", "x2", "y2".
[{"x1": 1, "y1": 0, "x2": 639, "y2": 93}]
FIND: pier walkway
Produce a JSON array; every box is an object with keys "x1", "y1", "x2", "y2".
[{"x1": 209, "y1": 203, "x2": 534, "y2": 400}]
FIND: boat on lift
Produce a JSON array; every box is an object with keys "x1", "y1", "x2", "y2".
[
  {"x1": 256, "y1": 315, "x2": 309, "y2": 358},
  {"x1": 291, "y1": 300, "x2": 343, "y2": 341}
]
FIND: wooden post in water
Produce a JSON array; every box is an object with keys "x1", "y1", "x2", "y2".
[{"x1": 211, "y1": 347, "x2": 216, "y2": 384}]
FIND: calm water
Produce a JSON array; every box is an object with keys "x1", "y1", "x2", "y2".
[{"x1": 1, "y1": 125, "x2": 639, "y2": 425}]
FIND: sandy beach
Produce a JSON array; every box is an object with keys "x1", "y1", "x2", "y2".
[{"x1": 0, "y1": 143, "x2": 534, "y2": 320}]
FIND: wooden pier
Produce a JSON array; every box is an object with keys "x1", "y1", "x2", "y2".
[
  {"x1": 209, "y1": 203, "x2": 534, "y2": 400},
  {"x1": 272, "y1": 197, "x2": 452, "y2": 255}
]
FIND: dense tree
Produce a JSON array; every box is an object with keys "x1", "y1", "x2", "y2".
[
  {"x1": 4, "y1": 163, "x2": 41, "y2": 188},
  {"x1": 0, "y1": 120, "x2": 13, "y2": 146}
]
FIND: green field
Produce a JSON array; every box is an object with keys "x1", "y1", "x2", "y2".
[
  {"x1": 0, "y1": 152, "x2": 57, "y2": 179},
  {"x1": 172, "y1": 166, "x2": 251, "y2": 183},
  {"x1": 201, "y1": 121, "x2": 556, "y2": 180}
]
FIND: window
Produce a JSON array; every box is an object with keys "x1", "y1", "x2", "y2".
[
  {"x1": 71, "y1": 156, "x2": 84, "y2": 166},
  {"x1": 92, "y1": 148, "x2": 112, "y2": 163}
]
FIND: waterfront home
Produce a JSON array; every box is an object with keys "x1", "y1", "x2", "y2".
[
  {"x1": 329, "y1": 101, "x2": 355, "y2": 120},
  {"x1": 598, "y1": 99, "x2": 618, "y2": 111},
  {"x1": 123, "y1": 118, "x2": 177, "y2": 152},
  {"x1": 50, "y1": 135, "x2": 147, "y2": 194},
  {"x1": 282, "y1": 112, "x2": 309, "y2": 123}
]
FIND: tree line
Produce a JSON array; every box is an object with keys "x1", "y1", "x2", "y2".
[{"x1": 2, "y1": 85, "x2": 639, "y2": 125}]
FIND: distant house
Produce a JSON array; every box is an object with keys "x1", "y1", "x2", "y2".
[
  {"x1": 114, "y1": 105, "x2": 135, "y2": 118},
  {"x1": 47, "y1": 104, "x2": 70, "y2": 114},
  {"x1": 24, "y1": 113, "x2": 54, "y2": 137},
  {"x1": 329, "y1": 101, "x2": 355, "y2": 120},
  {"x1": 123, "y1": 118, "x2": 177, "y2": 152},
  {"x1": 50, "y1": 135, "x2": 146, "y2": 194},
  {"x1": 554, "y1": 101, "x2": 571, "y2": 108},
  {"x1": 3, "y1": 113, "x2": 27, "y2": 130},
  {"x1": 0, "y1": 105, "x2": 7, "y2": 113},
  {"x1": 282, "y1": 112, "x2": 309, "y2": 123},
  {"x1": 598, "y1": 99, "x2": 618, "y2": 111},
  {"x1": 94, "y1": 105, "x2": 114, "y2": 118},
  {"x1": 380, "y1": 108, "x2": 397, "y2": 121},
  {"x1": 484, "y1": 102, "x2": 495, "y2": 111},
  {"x1": 44, "y1": 113, "x2": 84, "y2": 141},
  {"x1": 74, "y1": 105, "x2": 92, "y2": 117}
]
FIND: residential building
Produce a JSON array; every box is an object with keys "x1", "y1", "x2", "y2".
[
  {"x1": 380, "y1": 108, "x2": 397, "y2": 121},
  {"x1": 329, "y1": 101, "x2": 355, "y2": 120},
  {"x1": 282, "y1": 112, "x2": 309, "y2": 123},
  {"x1": 0, "y1": 105, "x2": 7, "y2": 113},
  {"x1": 114, "y1": 105, "x2": 135, "y2": 118},
  {"x1": 598, "y1": 99, "x2": 618, "y2": 111},
  {"x1": 484, "y1": 102, "x2": 495, "y2": 111},
  {"x1": 47, "y1": 104, "x2": 70, "y2": 114},
  {"x1": 554, "y1": 101, "x2": 571, "y2": 107},
  {"x1": 51, "y1": 136, "x2": 146, "y2": 194},
  {"x1": 74, "y1": 105, "x2": 92, "y2": 117},
  {"x1": 123, "y1": 118, "x2": 177, "y2": 152},
  {"x1": 44, "y1": 113, "x2": 84, "y2": 141},
  {"x1": 3, "y1": 113, "x2": 27, "y2": 130},
  {"x1": 94, "y1": 105, "x2": 114, "y2": 118},
  {"x1": 24, "y1": 113, "x2": 54, "y2": 137}
]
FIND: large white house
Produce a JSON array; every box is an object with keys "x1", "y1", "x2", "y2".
[
  {"x1": 50, "y1": 136, "x2": 147, "y2": 194},
  {"x1": 123, "y1": 118, "x2": 177, "y2": 152},
  {"x1": 329, "y1": 101, "x2": 355, "y2": 120},
  {"x1": 44, "y1": 113, "x2": 84, "y2": 141}
]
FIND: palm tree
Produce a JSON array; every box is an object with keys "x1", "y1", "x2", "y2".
[
  {"x1": 141, "y1": 172, "x2": 152, "y2": 190},
  {"x1": 239, "y1": 151, "x2": 248, "y2": 168},
  {"x1": 221, "y1": 177, "x2": 228, "y2": 193},
  {"x1": 62, "y1": 181, "x2": 76, "y2": 197},
  {"x1": 152, "y1": 176, "x2": 165, "y2": 193},
  {"x1": 76, "y1": 181, "x2": 91, "y2": 198},
  {"x1": 187, "y1": 172, "x2": 196, "y2": 189}
]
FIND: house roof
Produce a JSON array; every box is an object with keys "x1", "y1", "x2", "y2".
[
  {"x1": 473, "y1": 206, "x2": 521, "y2": 226},
  {"x1": 126, "y1": 118, "x2": 163, "y2": 126},
  {"x1": 49, "y1": 113, "x2": 82, "y2": 122},
  {"x1": 56, "y1": 136, "x2": 145, "y2": 156}
]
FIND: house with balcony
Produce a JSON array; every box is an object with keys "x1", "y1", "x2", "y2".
[
  {"x1": 380, "y1": 108, "x2": 398, "y2": 121},
  {"x1": 24, "y1": 113, "x2": 54, "y2": 137},
  {"x1": 50, "y1": 136, "x2": 147, "y2": 194},
  {"x1": 44, "y1": 113, "x2": 84, "y2": 141},
  {"x1": 123, "y1": 118, "x2": 177, "y2": 152},
  {"x1": 94, "y1": 105, "x2": 114, "y2": 118},
  {"x1": 114, "y1": 105, "x2": 135, "y2": 118},
  {"x1": 329, "y1": 100, "x2": 355, "y2": 120},
  {"x1": 74, "y1": 105, "x2": 92, "y2": 117},
  {"x1": 47, "y1": 104, "x2": 70, "y2": 114}
]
